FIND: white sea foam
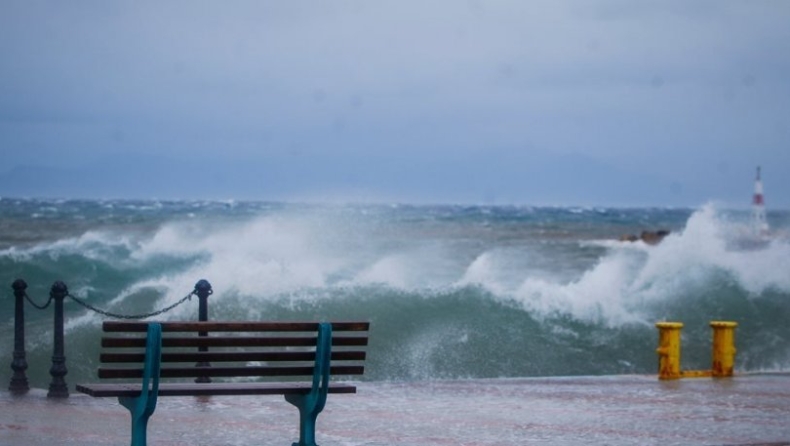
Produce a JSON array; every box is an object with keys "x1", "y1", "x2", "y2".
[
  {"x1": 9, "y1": 202, "x2": 790, "y2": 332},
  {"x1": 511, "y1": 250, "x2": 646, "y2": 327},
  {"x1": 637, "y1": 203, "x2": 790, "y2": 296},
  {"x1": 117, "y1": 210, "x2": 473, "y2": 310},
  {"x1": 138, "y1": 203, "x2": 789, "y2": 328},
  {"x1": 133, "y1": 222, "x2": 331, "y2": 316},
  {"x1": 0, "y1": 230, "x2": 137, "y2": 264},
  {"x1": 457, "y1": 203, "x2": 790, "y2": 327},
  {"x1": 353, "y1": 255, "x2": 413, "y2": 289}
]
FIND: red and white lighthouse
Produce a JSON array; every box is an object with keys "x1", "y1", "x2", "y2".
[{"x1": 752, "y1": 166, "x2": 769, "y2": 235}]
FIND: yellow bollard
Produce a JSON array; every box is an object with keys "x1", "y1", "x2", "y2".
[
  {"x1": 710, "y1": 321, "x2": 738, "y2": 378},
  {"x1": 655, "y1": 322, "x2": 684, "y2": 380}
]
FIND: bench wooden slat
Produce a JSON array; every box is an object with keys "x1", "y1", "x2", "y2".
[
  {"x1": 102, "y1": 336, "x2": 368, "y2": 348},
  {"x1": 100, "y1": 350, "x2": 366, "y2": 363},
  {"x1": 98, "y1": 365, "x2": 365, "y2": 379},
  {"x1": 103, "y1": 321, "x2": 369, "y2": 332},
  {"x1": 76, "y1": 382, "x2": 358, "y2": 398},
  {"x1": 104, "y1": 336, "x2": 318, "y2": 348}
]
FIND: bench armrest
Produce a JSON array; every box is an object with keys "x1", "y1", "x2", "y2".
[
  {"x1": 117, "y1": 322, "x2": 162, "y2": 446},
  {"x1": 310, "y1": 322, "x2": 332, "y2": 412},
  {"x1": 142, "y1": 322, "x2": 163, "y2": 412}
]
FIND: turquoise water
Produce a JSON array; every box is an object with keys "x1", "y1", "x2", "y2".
[{"x1": 2, "y1": 198, "x2": 790, "y2": 387}]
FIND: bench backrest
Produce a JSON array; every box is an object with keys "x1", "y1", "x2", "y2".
[{"x1": 98, "y1": 321, "x2": 369, "y2": 382}]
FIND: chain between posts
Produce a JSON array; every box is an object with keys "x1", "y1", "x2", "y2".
[
  {"x1": 21, "y1": 287, "x2": 196, "y2": 319},
  {"x1": 67, "y1": 291, "x2": 195, "y2": 319},
  {"x1": 23, "y1": 291, "x2": 53, "y2": 310}
]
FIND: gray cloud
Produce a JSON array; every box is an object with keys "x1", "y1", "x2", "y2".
[{"x1": 1, "y1": 0, "x2": 788, "y2": 206}]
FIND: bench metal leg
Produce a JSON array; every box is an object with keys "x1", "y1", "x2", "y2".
[
  {"x1": 119, "y1": 396, "x2": 155, "y2": 446},
  {"x1": 285, "y1": 393, "x2": 322, "y2": 446}
]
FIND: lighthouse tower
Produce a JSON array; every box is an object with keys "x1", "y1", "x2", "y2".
[{"x1": 752, "y1": 166, "x2": 769, "y2": 235}]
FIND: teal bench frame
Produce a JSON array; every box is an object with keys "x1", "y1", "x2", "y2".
[{"x1": 76, "y1": 321, "x2": 368, "y2": 446}]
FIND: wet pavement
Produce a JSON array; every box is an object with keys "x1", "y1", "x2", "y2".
[{"x1": 1, "y1": 374, "x2": 789, "y2": 445}]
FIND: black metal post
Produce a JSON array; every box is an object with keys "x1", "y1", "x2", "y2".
[
  {"x1": 194, "y1": 279, "x2": 212, "y2": 383},
  {"x1": 47, "y1": 281, "x2": 69, "y2": 398},
  {"x1": 8, "y1": 279, "x2": 30, "y2": 394}
]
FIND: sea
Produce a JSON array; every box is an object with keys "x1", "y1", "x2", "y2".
[{"x1": 2, "y1": 197, "x2": 790, "y2": 389}]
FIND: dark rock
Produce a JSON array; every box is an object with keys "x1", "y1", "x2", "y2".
[{"x1": 619, "y1": 230, "x2": 670, "y2": 245}]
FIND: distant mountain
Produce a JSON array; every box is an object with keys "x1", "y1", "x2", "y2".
[{"x1": 0, "y1": 150, "x2": 686, "y2": 206}]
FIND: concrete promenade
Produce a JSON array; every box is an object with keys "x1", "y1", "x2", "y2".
[{"x1": 1, "y1": 374, "x2": 789, "y2": 446}]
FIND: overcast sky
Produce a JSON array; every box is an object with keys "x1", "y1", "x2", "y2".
[{"x1": 1, "y1": 1, "x2": 789, "y2": 207}]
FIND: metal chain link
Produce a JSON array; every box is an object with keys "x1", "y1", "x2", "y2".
[
  {"x1": 23, "y1": 291, "x2": 53, "y2": 310},
  {"x1": 67, "y1": 291, "x2": 194, "y2": 320}
]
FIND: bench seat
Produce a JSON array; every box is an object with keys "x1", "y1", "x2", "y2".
[{"x1": 76, "y1": 381, "x2": 358, "y2": 398}]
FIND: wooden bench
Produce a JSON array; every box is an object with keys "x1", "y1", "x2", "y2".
[{"x1": 76, "y1": 321, "x2": 369, "y2": 446}]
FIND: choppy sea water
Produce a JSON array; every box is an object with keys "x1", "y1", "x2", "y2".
[{"x1": 1, "y1": 198, "x2": 790, "y2": 388}]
